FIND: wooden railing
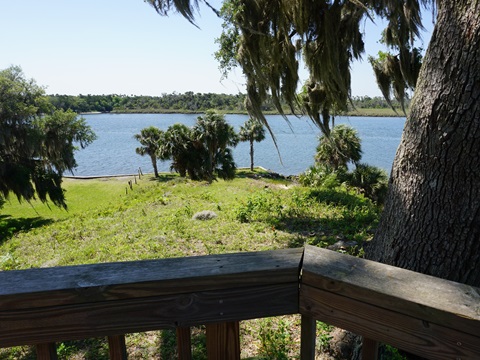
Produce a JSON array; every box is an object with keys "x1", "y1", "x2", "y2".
[{"x1": 1, "y1": 245, "x2": 479, "y2": 359}]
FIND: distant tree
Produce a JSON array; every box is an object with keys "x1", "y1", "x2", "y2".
[
  {"x1": 193, "y1": 110, "x2": 239, "y2": 181},
  {"x1": 238, "y1": 118, "x2": 266, "y2": 171},
  {"x1": 0, "y1": 66, "x2": 96, "y2": 209},
  {"x1": 315, "y1": 125, "x2": 362, "y2": 170},
  {"x1": 134, "y1": 126, "x2": 164, "y2": 177}
]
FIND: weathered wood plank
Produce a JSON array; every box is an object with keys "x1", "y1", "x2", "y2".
[
  {"x1": 35, "y1": 343, "x2": 58, "y2": 360},
  {"x1": 176, "y1": 327, "x2": 192, "y2": 360},
  {"x1": 300, "y1": 284, "x2": 480, "y2": 360},
  {"x1": 361, "y1": 338, "x2": 379, "y2": 360},
  {"x1": 107, "y1": 335, "x2": 127, "y2": 360},
  {"x1": 0, "y1": 283, "x2": 298, "y2": 347},
  {"x1": 206, "y1": 322, "x2": 240, "y2": 360},
  {"x1": 301, "y1": 245, "x2": 480, "y2": 336},
  {"x1": 0, "y1": 248, "x2": 303, "y2": 311},
  {"x1": 300, "y1": 315, "x2": 316, "y2": 360}
]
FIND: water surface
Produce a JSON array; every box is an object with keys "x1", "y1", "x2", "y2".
[{"x1": 73, "y1": 113, "x2": 405, "y2": 176}]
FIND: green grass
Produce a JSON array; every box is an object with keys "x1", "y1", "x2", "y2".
[
  {"x1": 0, "y1": 169, "x2": 381, "y2": 358},
  {"x1": 2, "y1": 177, "x2": 129, "y2": 220},
  {"x1": 345, "y1": 107, "x2": 408, "y2": 117}
]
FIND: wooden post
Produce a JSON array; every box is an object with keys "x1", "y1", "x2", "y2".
[
  {"x1": 206, "y1": 322, "x2": 240, "y2": 360},
  {"x1": 361, "y1": 337, "x2": 379, "y2": 360},
  {"x1": 36, "y1": 343, "x2": 58, "y2": 360},
  {"x1": 108, "y1": 335, "x2": 128, "y2": 360},
  {"x1": 176, "y1": 327, "x2": 192, "y2": 360},
  {"x1": 300, "y1": 315, "x2": 316, "y2": 360}
]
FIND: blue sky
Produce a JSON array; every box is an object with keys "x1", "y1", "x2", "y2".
[{"x1": 0, "y1": 0, "x2": 433, "y2": 97}]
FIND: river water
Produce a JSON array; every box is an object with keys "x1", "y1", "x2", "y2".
[{"x1": 72, "y1": 113, "x2": 406, "y2": 176}]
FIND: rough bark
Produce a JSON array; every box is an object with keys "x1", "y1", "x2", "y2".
[{"x1": 366, "y1": 0, "x2": 480, "y2": 287}]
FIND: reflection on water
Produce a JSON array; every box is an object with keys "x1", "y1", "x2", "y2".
[{"x1": 73, "y1": 113, "x2": 405, "y2": 176}]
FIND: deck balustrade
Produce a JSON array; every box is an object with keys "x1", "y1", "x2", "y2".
[{"x1": 1, "y1": 245, "x2": 479, "y2": 359}]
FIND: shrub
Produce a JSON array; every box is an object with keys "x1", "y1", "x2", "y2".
[
  {"x1": 345, "y1": 163, "x2": 389, "y2": 204},
  {"x1": 258, "y1": 317, "x2": 295, "y2": 359},
  {"x1": 298, "y1": 164, "x2": 347, "y2": 189}
]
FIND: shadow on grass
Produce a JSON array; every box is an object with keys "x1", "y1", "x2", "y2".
[
  {"x1": 149, "y1": 173, "x2": 182, "y2": 183},
  {"x1": 0, "y1": 215, "x2": 53, "y2": 243},
  {"x1": 264, "y1": 189, "x2": 378, "y2": 249},
  {"x1": 306, "y1": 188, "x2": 372, "y2": 209},
  {"x1": 279, "y1": 213, "x2": 376, "y2": 249},
  {"x1": 56, "y1": 338, "x2": 109, "y2": 360},
  {"x1": 235, "y1": 169, "x2": 289, "y2": 182},
  {"x1": 0, "y1": 338, "x2": 108, "y2": 360}
]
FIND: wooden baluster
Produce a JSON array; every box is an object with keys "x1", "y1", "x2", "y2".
[
  {"x1": 206, "y1": 322, "x2": 240, "y2": 360},
  {"x1": 176, "y1": 327, "x2": 192, "y2": 360},
  {"x1": 35, "y1": 343, "x2": 58, "y2": 360},
  {"x1": 108, "y1": 335, "x2": 128, "y2": 360},
  {"x1": 362, "y1": 338, "x2": 379, "y2": 360},
  {"x1": 300, "y1": 315, "x2": 316, "y2": 360}
]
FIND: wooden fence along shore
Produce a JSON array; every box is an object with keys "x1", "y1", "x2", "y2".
[{"x1": 0, "y1": 245, "x2": 479, "y2": 360}]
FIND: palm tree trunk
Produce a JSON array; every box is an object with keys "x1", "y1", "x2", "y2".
[
  {"x1": 250, "y1": 140, "x2": 254, "y2": 171},
  {"x1": 150, "y1": 155, "x2": 159, "y2": 178}
]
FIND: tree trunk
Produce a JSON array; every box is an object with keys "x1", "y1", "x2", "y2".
[
  {"x1": 366, "y1": 0, "x2": 480, "y2": 287},
  {"x1": 150, "y1": 155, "x2": 159, "y2": 178},
  {"x1": 250, "y1": 140, "x2": 254, "y2": 171}
]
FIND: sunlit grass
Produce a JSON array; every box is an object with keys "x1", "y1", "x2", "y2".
[{"x1": 1, "y1": 171, "x2": 378, "y2": 270}]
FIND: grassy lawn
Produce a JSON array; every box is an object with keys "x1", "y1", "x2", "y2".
[{"x1": 0, "y1": 170, "x2": 381, "y2": 359}]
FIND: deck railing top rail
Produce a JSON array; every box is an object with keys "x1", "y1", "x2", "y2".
[{"x1": 0, "y1": 248, "x2": 303, "y2": 312}]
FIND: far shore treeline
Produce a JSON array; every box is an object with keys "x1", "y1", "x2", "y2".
[{"x1": 48, "y1": 92, "x2": 409, "y2": 116}]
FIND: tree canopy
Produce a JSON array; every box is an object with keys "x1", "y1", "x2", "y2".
[
  {"x1": 48, "y1": 93, "x2": 407, "y2": 114},
  {"x1": 0, "y1": 66, "x2": 96, "y2": 209}
]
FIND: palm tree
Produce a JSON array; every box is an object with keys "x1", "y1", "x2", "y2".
[
  {"x1": 346, "y1": 163, "x2": 389, "y2": 204},
  {"x1": 315, "y1": 124, "x2": 362, "y2": 170},
  {"x1": 238, "y1": 118, "x2": 266, "y2": 171},
  {"x1": 134, "y1": 126, "x2": 164, "y2": 177},
  {"x1": 161, "y1": 123, "x2": 202, "y2": 179},
  {"x1": 193, "y1": 110, "x2": 238, "y2": 180}
]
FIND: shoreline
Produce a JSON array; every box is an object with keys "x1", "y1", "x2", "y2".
[
  {"x1": 80, "y1": 109, "x2": 407, "y2": 118},
  {"x1": 63, "y1": 167, "x2": 294, "y2": 180}
]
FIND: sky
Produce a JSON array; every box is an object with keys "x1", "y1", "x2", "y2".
[{"x1": 0, "y1": 0, "x2": 434, "y2": 97}]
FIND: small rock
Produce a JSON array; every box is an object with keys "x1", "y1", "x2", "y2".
[{"x1": 192, "y1": 210, "x2": 217, "y2": 221}]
